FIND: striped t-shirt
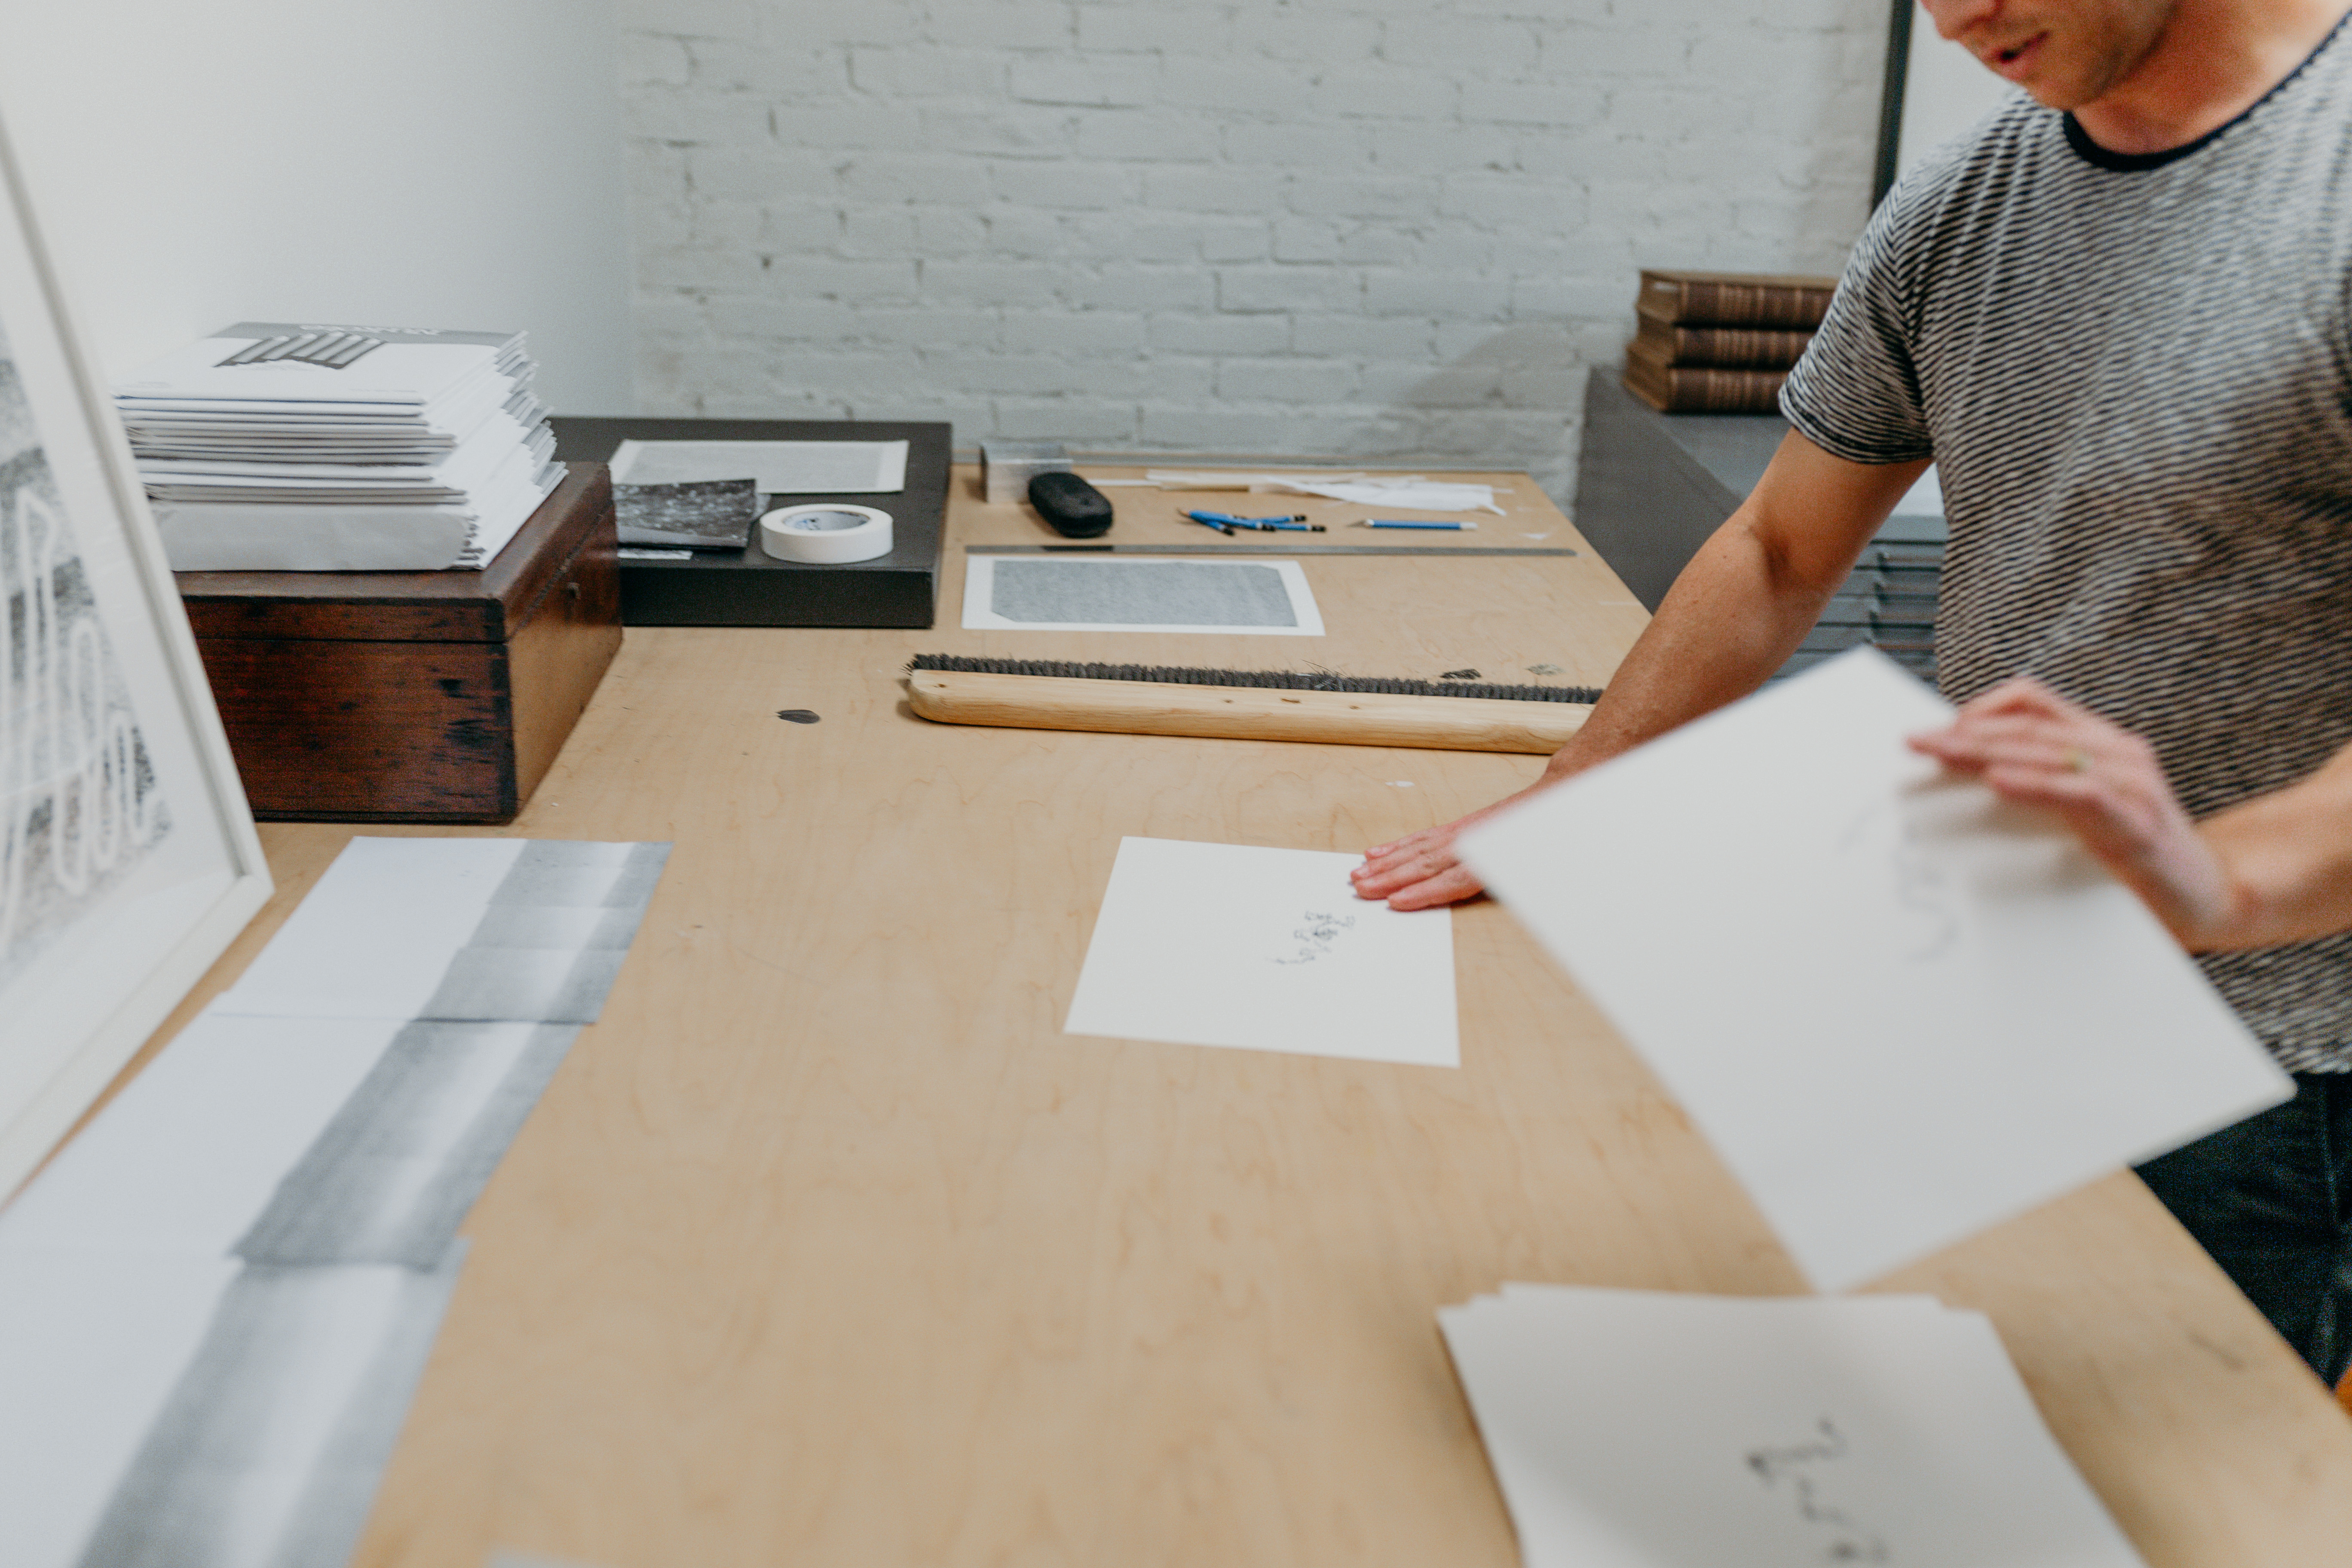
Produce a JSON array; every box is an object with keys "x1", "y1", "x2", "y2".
[{"x1": 1781, "y1": 18, "x2": 2352, "y2": 1072}]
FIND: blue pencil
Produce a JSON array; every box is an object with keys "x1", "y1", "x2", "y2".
[{"x1": 1353, "y1": 519, "x2": 1474, "y2": 531}]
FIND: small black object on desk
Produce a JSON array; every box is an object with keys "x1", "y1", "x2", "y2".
[
  {"x1": 1028, "y1": 471, "x2": 1113, "y2": 538},
  {"x1": 551, "y1": 417, "x2": 950, "y2": 628}
]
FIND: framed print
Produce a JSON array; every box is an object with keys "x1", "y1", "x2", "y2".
[{"x1": 0, "y1": 113, "x2": 270, "y2": 1196}]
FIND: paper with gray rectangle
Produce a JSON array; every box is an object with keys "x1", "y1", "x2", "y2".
[
  {"x1": 962, "y1": 554, "x2": 1324, "y2": 635},
  {"x1": 0, "y1": 1016, "x2": 404, "y2": 1259},
  {"x1": 1458, "y1": 648, "x2": 2292, "y2": 1291},
  {"x1": 72, "y1": 1246, "x2": 467, "y2": 1568},
  {"x1": 0, "y1": 1016, "x2": 578, "y2": 1270},
  {"x1": 235, "y1": 1022, "x2": 580, "y2": 1268},
  {"x1": 0, "y1": 1251, "x2": 242, "y2": 1568},
  {"x1": 214, "y1": 838, "x2": 671, "y2": 1023}
]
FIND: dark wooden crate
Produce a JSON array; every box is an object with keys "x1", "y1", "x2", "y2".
[
  {"x1": 549, "y1": 416, "x2": 949, "y2": 628},
  {"x1": 175, "y1": 464, "x2": 622, "y2": 824}
]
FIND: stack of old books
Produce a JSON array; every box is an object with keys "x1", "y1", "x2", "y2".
[
  {"x1": 116, "y1": 323, "x2": 559, "y2": 572},
  {"x1": 1622, "y1": 269, "x2": 1836, "y2": 414}
]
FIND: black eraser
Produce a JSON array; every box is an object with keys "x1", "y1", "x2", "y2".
[{"x1": 1029, "y1": 471, "x2": 1114, "y2": 538}]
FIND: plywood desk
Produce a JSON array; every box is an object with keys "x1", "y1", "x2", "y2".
[{"x1": 130, "y1": 465, "x2": 2352, "y2": 1566}]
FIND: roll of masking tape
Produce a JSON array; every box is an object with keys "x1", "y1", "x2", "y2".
[{"x1": 759, "y1": 504, "x2": 894, "y2": 564}]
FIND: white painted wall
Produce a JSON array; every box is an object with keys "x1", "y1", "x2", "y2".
[
  {"x1": 0, "y1": 0, "x2": 636, "y2": 413},
  {"x1": 1896, "y1": 11, "x2": 2015, "y2": 174},
  {"x1": 617, "y1": 0, "x2": 1892, "y2": 505}
]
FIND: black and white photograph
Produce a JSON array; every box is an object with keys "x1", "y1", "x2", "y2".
[
  {"x1": 0, "y1": 315, "x2": 173, "y2": 989},
  {"x1": 0, "y1": 119, "x2": 267, "y2": 1194}
]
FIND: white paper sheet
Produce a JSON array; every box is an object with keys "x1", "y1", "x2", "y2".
[
  {"x1": 0, "y1": 1016, "x2": 402, "y2": 1258},
  {"x1": 1458, "y1": 649, "x2": 2292, "y2": 1291},
  {"x1": 74, "y1": 1251, "x2": 468, "y2": 1568},
  {"x1": 211, "y1": 838, "x2": 668, "y2": 1023},
  {"x1": 212, "y1": 838, "x2": 521, "y2": 1020},
  {"x1": 1439, "y1": 1284, "x2": 2145, "y2": 1568},
  {"x1": 0, "y1": 1250, "x2": 241, "y2": 1568},
  {"x1": 607, "y1": 439, "x2": 908, "y2": 494},
  {"x1": 962, "y1": 555, "x2": 1326, "y2": 635},
  {"x1": 1064, "y1": 838, "x2": 1457, "y2": 1066},
  {"x1": 0, "y1": 1014, "x2": 575, "y2": 1268},
  {"x1": 1139, "y1": 470, "x2": 1505, "y2": 514}
]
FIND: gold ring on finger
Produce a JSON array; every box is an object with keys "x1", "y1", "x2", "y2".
[{"x1": 2066, "y1": 749, "x2": 2092, "y2": 774}]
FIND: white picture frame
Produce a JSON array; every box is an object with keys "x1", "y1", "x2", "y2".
[{"x1": 0, "y1": 113, "x2": 270, "y2": 1197}]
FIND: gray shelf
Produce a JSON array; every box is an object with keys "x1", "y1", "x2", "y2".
[{"x1": 1574, "y1": 368, "x2": 1943, "y2": 681}]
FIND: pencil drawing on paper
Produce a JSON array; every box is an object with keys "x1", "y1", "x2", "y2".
[
  {"x1": 1836, "y1": 799, "x2": 1959, "y2": 965},
  {"x1": 0, "y1": 322, "x2": 171, "y2": 988},
  {"x1": 1274, "y1": 909, "x2": 1356, "y2": 965},
  {"x1": 1745, "y1": 1418, "x2": 1893, "y2": 1564}
]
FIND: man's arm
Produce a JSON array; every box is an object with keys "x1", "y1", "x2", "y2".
[
  {"x1": 1910, "y1": 677, "x2": 2352, "y2": 951},
  {"x1": 1351, "y1": 432, "x2": 1931, "y2": 909}
]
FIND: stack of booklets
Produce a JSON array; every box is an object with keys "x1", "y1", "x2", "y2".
[
  {"x1": 115, "y1": 324, "x2": 560, "y2": 572},
  {"x1": 1622, "y1": 270, "x2": 1835, "y2": 414}
]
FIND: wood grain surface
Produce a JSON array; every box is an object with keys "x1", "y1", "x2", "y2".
[
  {"x1": 107, "y1": 465, "x2": 2352, "y2": 1568},
  {"x1": 905, "y1": 669, "x2": 1593, "y2": 752}
]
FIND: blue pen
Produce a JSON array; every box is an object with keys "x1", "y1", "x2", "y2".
[
  {"x1": 1182, "y1": 510, "x2": 1237, "y2": 535},
  {"x1": 1187, "y1": 509, "x2": 1311, "y2": 528},
  {"x1": 1354, "y1": 519, "x2": 1473, "y2": 531}
]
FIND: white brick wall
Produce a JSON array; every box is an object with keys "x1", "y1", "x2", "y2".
[{"x1": 619, "y1": 0, "x2": 1887, "y2": 506}]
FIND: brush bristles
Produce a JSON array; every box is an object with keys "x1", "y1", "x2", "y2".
[{"x1": 907, "y1": 654, "x2": 1602, "y2": 706}]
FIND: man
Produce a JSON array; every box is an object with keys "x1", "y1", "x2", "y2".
[{"x1": 1354, "y1": 0, "x2": 2352, "y2": 1383}]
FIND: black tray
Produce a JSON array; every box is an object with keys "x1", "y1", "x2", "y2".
[{"x1": 550, "y1": 416, "x2": 949, "y2": 627}]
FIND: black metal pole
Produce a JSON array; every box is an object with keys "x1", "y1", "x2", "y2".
[{"x1": 1873, "y1": 0, "x2": 1915, "y2": 209}]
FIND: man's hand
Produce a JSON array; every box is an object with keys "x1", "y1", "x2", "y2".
[
  {"x1": 1350, "y1": 783, "x2": 1555, "y2": 910},
  {"x1": 1351, "y1": 432, "x2": 1928, "y2": 913},
  {"x1": 1905, "y1": 677, "x2": 2239, "y2": 946}
]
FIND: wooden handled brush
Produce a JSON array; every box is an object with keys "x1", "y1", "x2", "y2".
[{"x1": 906, "y1": 657, "x2": 1599, "y2": 754}]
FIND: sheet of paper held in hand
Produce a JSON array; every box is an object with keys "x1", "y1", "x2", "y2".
[
  {"x1": 1065, "y1": 838, "x2": 1457, "y2": 1066},
  {"x1": 606, "y1": 439, "x2": 908, "y2": 494},
  {"x1": 1458, "y1": 648, "x2": 2292, "y2": 1292}
]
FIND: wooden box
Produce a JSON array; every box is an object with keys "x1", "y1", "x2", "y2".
[{"x1": 175, "y1": 464, "x2": 621, "y2": 824}]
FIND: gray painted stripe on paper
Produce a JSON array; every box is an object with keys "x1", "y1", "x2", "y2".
[
  {"x1": 410, "y1": 842, "x2": 669, "y2": 1024},
  {"x1": 418, "y1": 947, "x2": 630, "y2": 1025},
  {"x1": 483, "y1": 840, "x2": 671, "y2": 912},
  {"x1": 235, "y1": 1023, "x2": 580, "y2": 1268},
  {"x1": 73, "y1": 1246, "x2": 466, "y2": 1568}
]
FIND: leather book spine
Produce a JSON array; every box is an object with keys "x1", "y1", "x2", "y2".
[
  {"x1": 1632, "y1": 315, "x2": 1814, "y2": 370},
  {"x1": 1637, "y1": 273, "x2": 1835, "y2": 330},
  {"x1": 1623, "y1": 341, "x2": 1788, "y2": 414}
]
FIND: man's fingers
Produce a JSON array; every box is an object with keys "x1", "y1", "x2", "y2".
[
  {"x1": 1384, "y1": 864, "x2": 1486, "y2": 911},
  {"x1": 1352, "y1": 841, "x2": 1458, "y2": 900},
  {"x1": 1360, "y1": 818, "x2": 1467, "y2": 862}
]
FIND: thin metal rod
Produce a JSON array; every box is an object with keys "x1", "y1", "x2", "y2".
[{"x1": 965, "y1": 545, "x2": 1576, "y2": 558}]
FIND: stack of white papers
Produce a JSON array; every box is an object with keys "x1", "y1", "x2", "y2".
[
  {"x1": 116, "y1": 324, "x2": 562, "y2": 571},
  {"x1": 1440, "y1": 1284, "x2": 2147, "y2": 1567}
]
